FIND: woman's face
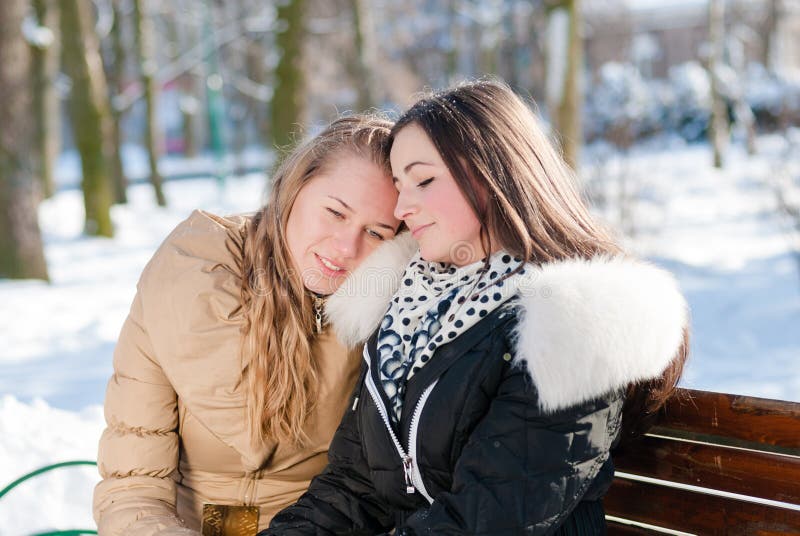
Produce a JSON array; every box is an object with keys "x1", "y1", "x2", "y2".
[
  {"x1": 390, "y1": 123, "x2": 483, "y2": 266},
  {"x1": 286, "y1": 153, "x2": 401, "y2": 295}
]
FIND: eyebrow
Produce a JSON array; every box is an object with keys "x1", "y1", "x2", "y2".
[
  {"x1": 328, "y1": 195, "x2": 396, "y2": 232},
  {"x1": 328, "y1": 195, "x2": 353, "y2": 212},
  {"x1": 403, "y1": 160, "x2": 435, "y2": 174}
]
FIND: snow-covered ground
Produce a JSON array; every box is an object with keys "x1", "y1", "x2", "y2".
[
  {"x1": 1, "y1": 135, "x2": 799, "y2": 534},
  {"x1": 0, "y1": 173, "x2": 269, "y2": 535}
]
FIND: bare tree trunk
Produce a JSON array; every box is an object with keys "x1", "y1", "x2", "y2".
[
  {"x1": 245, "y1": 36, "x2": 269, "y2": 150},
  {"x1": 708, "y1": 0, "x2": 729, "y2": 168},
  {"x1": 30, "y1": 0, "x2": 60, "y2": 200},
  {"x1": 0, "y1": 0, "x2": 49, "y2": 280},
  {"x1": 271, "y1": 0, "x2": 305, "y2": 151},
  {"x1": 762, "y1": 0, "x2": 780, "y2": 73},
  {"x1": 445, "y1": 0, "x2": 459, "y2": 84},
  {"x1": 132, "y1": 0, "x2": 166, "y2": 206},
  {"x1": 61, "y1": 0, "x2": 115, "y2": 237},
  {"x1": 180, "y1": 74, "x2": 201, "y2": 157},
  {"x1": 348, "y1": 0, "x2": 378, "y2": 111},
  {"x1": 106, "y1": 0, "x2": 128, "y2": 204},
  {"x1": 168, "y1": 8, "x2": 201, "y2": 157},
  {"x1": 546, "y1": 0, "x2": 583, "y2": 172}
]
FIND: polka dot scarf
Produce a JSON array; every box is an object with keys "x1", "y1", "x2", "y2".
[{"x1": 377, "y1": 250, "x2": 527, "y2": 423}]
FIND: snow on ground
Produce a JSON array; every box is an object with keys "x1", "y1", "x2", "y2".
[
  {"x1": 0, "y1": 173, "x2": 267, "y2": 534},
  {"x1": 584, "y1": 133, "x2": 800, "y2": 400},
  {"x1": 0, "y1": 135, "x2": 798, "y2": 533}
]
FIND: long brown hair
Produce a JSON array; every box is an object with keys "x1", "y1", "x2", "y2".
[
  {"x1": 240, "y1": 115, "x2": 393, "y2": 446},
  {"x1": 389, "y1": 79, "x2": 688, "y2": 439}
]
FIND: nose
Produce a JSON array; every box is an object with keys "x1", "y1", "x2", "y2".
[
  {"x1": 393, "y1": 188, "x2": 417, "y2": 221},
  {"x1": 332, "y1": 226, "x2": 360, "y2": 259}
]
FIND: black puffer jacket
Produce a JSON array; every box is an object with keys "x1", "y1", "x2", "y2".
[{"x1": 260, "y1": 244, "x2": 688, "y2": 536}]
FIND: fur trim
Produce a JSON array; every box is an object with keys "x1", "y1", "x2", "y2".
[
  {"x1": 326, "y1": 232, "x2": 418, "y2": 348},
  {"x1": 513, "y1": 256, "x2": 689, "y2": 413}
]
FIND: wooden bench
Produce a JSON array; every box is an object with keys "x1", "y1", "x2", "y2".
[{"x1": 605, "y1": 388, "x2": 800, "y2": 535}]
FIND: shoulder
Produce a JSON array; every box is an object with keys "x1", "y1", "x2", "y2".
[
  {"x1": 135, "y1": 210, "x2": 254, "y2": 359},
  {"x1": 504, "y1": 255, "x2": 688, "y2": 413},
  {"x1": 139, "y1": 209, "x2": 251, "y2": 289}
]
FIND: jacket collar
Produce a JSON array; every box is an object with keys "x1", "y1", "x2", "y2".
[
  {"x1": 328, "y1": 245, "x2": 689, "y2": 414},
  {"x1": 326, "y1": 232, "x2": 418, "y2": 347}
]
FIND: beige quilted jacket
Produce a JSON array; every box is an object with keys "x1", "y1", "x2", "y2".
[{"x1": 93, "y1": 210, "x2": 363, "y2": 535}]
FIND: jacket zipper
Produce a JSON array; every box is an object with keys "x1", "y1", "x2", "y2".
[
  {"x1": 408, "y1": 379, "x2": 438, "y2": 503},
  {"x1": 363, "y1": 353, "x2": 437, "y2": 504}
]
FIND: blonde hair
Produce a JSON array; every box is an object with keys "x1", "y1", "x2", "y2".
[{"x1": 240, "y1": 115, "x2": 393, "y2": 446}]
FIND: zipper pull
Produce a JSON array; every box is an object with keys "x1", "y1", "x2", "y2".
[
  {"x1": 351, "y1": 396, "x2": 359, "y2": 411},
  {"x1": 402, "y1": 456, "x2": 416, "y2": 494},
  {"x1": 313, "y1": 296, "x2": 324, "y2": 334}
]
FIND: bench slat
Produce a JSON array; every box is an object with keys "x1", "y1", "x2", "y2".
[
  {"x1": 607, "y1": 520, "x2": 664, "y2": 535},
  {"x1": 656, "y1": 389, "x2": 800, "y2": 453},
  {"x1": 604, "y1": 477, "x2": 800, "y2": 535},
  {"x1": 613, "y1": 434, "x2": 800, "y2": 504}
]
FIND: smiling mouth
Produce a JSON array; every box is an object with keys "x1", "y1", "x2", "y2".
[
  {"x1": 411, "y1": 223, "x2": 433, "y2": 238},
  {"x1": 315, "y1": 253, "x2": 346, "y2": 274}
]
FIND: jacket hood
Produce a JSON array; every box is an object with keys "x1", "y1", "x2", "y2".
[{"x1": 326, "y1": 243, "x2": 689, "y2": 413}]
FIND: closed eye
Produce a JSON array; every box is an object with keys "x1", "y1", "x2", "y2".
[
  {"x1": 366, "y1": 229, "x2": 386, "y2": 241},
  {"x1": 418, "y1": 177, "x2": 435, "y2": 188},
  {"x1": 327, "y1": 208, "x2": 345, "y2": 219}
]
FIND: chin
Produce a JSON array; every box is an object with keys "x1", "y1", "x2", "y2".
[
  {"x1": 304, "y1": 274, "x2": 344, "y2": 295},
  {"x1": 418, "y1": 246, "x2": 447, "y2": 265}
]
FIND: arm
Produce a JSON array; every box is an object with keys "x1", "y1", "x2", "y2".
[
  {"x1": 261, "y1": 375, "x2": 395, "y2": 536},
  {"x1": 400, "y1": 365, "x2": 622, "y2": 536},
  {"x1": 93, "y1": 284, "x2": 196, "y2": 536}
]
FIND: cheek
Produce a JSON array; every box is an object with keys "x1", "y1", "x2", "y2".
[
  {"x1": 285, "y1": 203, "x2": 317, "y2": 263},
  {"x1": 430, "y1": 196, "x2": 480, "y2": 238}
]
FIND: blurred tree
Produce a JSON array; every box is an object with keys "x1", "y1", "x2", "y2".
[
  {"x1": 348, "y1": 0, "x2": 378, "y2": 111},
  {"x1": 132, "y1": 0, "x2": 167, "y2": 206},
  {"x1": 478, "y1": 0, "x2": 502, "y2": 76},
  {"x1": 708, "y1": 0, "x2": 729, "y2": 168},
  {"x1": 270, "y1": 0, "x2": 305, "y2": 152},
  {"x1": 0, "y1": 0, "x2": 49, "y2": 280},
  {"x1": 545, "y1": 0, "x2": 582, "y2": 172},
  {"x1": 445, "y1": 0, "x2": 460, "y2": 83},
  {"x1": 61, "y1": 0, "x2": 115, "y2": 237},
  {"x1": 762, "y1": 0, "x2": 780, "y2": 73},
  {"x1": 164, "y1": 3, "x2": 201, "y2": 157},
  {"x1": 104, "y1": 0, "x2": 129, "y2": 204},
  {"x1": 30, "y1": 0, "x2": 60, "y2": 200},
  {"x1": 243, "y1": 29, "x2": 270, "y2": 151},
  {"x1": 226, "y1": 0, "x2": 266, "y2": 169}
]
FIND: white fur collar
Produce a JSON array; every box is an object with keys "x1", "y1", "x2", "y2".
[
  {"x1": 326, "y1": 232, "x2": 418, "y2": 348},
  {"x1": 328, "y1": 245, "x2": 688, "y2": 413},
  {"x1": 512, "y1": 255, "x2": 688, "y2": 412}
]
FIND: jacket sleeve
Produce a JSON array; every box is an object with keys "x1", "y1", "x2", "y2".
[
  {"x1": 93, "y1": 278, "x2": 196, "y2": 536},
  {"x1": 400, "y1": 363, "x2": 622, "y2": 536},
  {"x1": 260, "y1": 373, "x2": 395, "y2": 536}
]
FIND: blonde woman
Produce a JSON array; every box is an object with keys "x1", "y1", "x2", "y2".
[{"x1": 93, "y1": 116, "x2": 415, "y2": 535}]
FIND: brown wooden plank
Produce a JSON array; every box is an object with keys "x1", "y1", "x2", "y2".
[
  {"x1": 654, "y1": 389, "x2": 800, "y2": 453},
  {"x1": 604, "y1": 477, "x2": 800, "y2": 535},
  {"x1": 607, "y1": 520, "x2": 664, "y2": 535},
  {"x1": 613, "y1": 434, "x2": 800, "y2": 504}
]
